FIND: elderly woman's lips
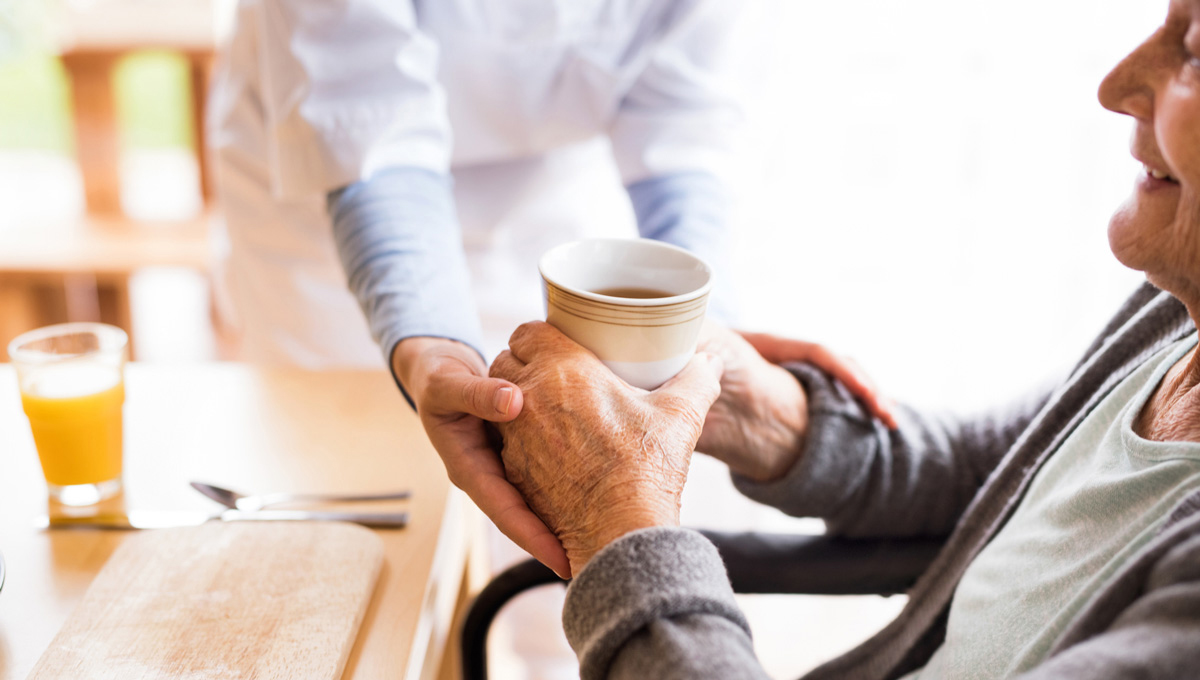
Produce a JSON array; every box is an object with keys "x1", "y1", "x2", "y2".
[
  {"x1": 1138, "y1": 166, "x2": 1181, "y2": 193},
  {"x1": 1144, "y1": 165, "x2": 1178, "y2": 182}
]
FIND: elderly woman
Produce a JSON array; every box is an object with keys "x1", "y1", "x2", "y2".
[{"x1": 489, "y1": 2, "x2": 1200, "y2": 678}]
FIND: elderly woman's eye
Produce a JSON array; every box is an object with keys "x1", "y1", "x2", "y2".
[
  {"x1": 1185, "y1": 26, "x2": 1200, "y2": 65},
  {"x1": 1184, "y1": 41, "x2": 1200, "y2": 67}
]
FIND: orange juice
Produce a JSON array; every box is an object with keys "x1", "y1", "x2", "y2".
[{"x1": 20, "y1": 364, "x2": 124, "y2": 487}]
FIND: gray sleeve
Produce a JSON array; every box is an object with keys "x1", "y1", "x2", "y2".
[
  {"x1": 733, "y1": 364, "x2": 1052, "y2": 538},
  {"x1": 564, "y1": 527, "x2": 770, "y2": 680},
  {"x1": 1016, "y1": 534, "x2": 1200, "y2": 679}
]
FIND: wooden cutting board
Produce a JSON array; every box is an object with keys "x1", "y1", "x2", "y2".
[{"x1": 28, "y1": 522, "x2": 384, "y2": 680}]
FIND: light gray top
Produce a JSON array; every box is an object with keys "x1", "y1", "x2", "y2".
[
  {"x1": 909, "y1": 334, "x2": 1200, "y2": 679},
  {"x1": 563, "y1": 282, "x2": 1200, "y2": 679}
]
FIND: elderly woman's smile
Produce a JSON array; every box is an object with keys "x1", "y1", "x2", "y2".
[{"x1": 1101, "y1": 0, "x2": 1200, "y2": 292}]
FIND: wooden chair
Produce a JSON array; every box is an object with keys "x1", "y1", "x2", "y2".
[{"x1": 0, "y1": 0, "x2": 217, "y2": 359}]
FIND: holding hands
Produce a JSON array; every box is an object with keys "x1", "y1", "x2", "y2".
[
  {"x1": 412, "y1": 320, "x2": 896, "y2": 579},
  {"x1": 696, "y1": 324, "x2": 897, "y2": 482},
  {"x1": 391, "y1": 336, "x2": 569, "y2": 577},
  {"x1": 489, "y1": 322, "x2": 724, "y2": 578}
]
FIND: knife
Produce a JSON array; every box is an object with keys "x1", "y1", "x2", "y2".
[{"x1": 39, "y1": 509, "x2": 409, "y2": 530}]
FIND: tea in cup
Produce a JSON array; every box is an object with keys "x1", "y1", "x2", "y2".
[{"x1": 539, "y1": 238, "x2": 712, "y2": 390}]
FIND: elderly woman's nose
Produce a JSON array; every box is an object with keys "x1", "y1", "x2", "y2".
[{"x1": 1099, "y1": 41, "x2": 1156, "y2": 119}]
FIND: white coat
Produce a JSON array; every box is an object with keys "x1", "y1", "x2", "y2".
[
  {"x1": 208, "y1": 6, "x2": 755, "y2": 677},
  {"x1": 208, "y1": 0, "x2": 748, "y2": 367}
]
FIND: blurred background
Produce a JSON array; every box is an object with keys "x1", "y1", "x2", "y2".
[
  {"x1": 0, "y1": 0, "x2": 1162, "y2": 677},
  {"x1": 0, "y1": 0, "x2": 221, "y2": 364}
]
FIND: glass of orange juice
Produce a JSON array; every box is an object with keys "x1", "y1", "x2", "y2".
[{"x1": 9, "y1": 323, "x2": 128, "y2": 506}]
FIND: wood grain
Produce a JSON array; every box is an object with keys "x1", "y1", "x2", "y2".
[
  {"x1": 0, "y1": 365, "x2": 470, "y2": 680},
  {"x1": 61, "y1": 50, "x2": 122, "y2": 216},
  {"x1": 27, "y1": 523, "x2": 383, "y2": 680}
]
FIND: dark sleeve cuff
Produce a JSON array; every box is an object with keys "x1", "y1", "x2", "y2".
[{"x1": 564, "y1": 527, "x2": 749, "y2": 680}]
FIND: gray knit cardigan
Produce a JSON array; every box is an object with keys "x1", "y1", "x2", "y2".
[{"x1": 563, "y1": 282, "x2": 1200, "y2": 679}]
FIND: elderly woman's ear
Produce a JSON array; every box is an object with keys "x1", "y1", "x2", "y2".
[{"x1": 490, "y1": 321, "x2": 723, "y2": 578}]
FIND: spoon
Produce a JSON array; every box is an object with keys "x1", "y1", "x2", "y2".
[{"x1": 190, "y1": 481, "x2": 412, "y2": 513}]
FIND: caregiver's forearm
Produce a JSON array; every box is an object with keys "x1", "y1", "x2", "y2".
[
  {"x1": 627, "y1": 172, "x2": 738, "y2": 323},
  {"x1": 328, "y1": 167, "x2": 485, "y2": 369}
]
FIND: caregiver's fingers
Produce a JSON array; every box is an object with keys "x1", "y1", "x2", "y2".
[
  {"x1": 739, "y1": 331, "x2": 898, "y2": 429},
  {"x1": 443, "y1": 447, "x2": 571, "y2": 579}
]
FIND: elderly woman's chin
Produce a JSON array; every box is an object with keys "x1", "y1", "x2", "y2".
[{"x1": 1106, "y1": 183, "x2": 1199, "y2": 292}]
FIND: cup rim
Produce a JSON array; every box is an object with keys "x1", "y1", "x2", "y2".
[
  {"x1": 538, "y1": 238, "x2": 713, "y2": 307},
  {"x1": 8, "y1": 322, "x2": 129, "y2": 366}
]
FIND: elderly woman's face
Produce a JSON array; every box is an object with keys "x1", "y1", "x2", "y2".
[{"x1": 1100, "y1": 0, "x2": 1200, "y2": 291}]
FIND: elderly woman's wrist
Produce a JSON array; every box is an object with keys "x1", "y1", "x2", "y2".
[
  {"x1": 565, "y1": 508, "x2": 679, "y2": 575},
  {"x1": 740, "y1": 367, "x2": 809, "y2": 482},
  {"x1": 746, "y1": 436, "x2": 806, "y2": 483}
]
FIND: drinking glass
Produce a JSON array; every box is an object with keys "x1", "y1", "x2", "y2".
[{"x1": 9, "y1": 323, "x2": 128, "y2": 506}]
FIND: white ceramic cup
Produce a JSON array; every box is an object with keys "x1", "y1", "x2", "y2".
[{"x1": 539, "y1": 238, "x2": 713, "y2": 390}]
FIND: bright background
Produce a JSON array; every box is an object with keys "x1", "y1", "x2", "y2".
[
  {"x1": 0, "y1": 0, "x2": 1161, "y2": 397},
  {"x1": 0, "y1": 0, "x2": 1169, "y2": 677},
  {"x1": 686, "y1": 1, "x2": 1162, "y2": 676},
  {"x1": 730, "y1": 0, "x2": 1156, "y2": 414}
]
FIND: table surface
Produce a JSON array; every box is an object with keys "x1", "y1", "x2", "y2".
[{"x1": 0, "y1": 363, "x2": 468, "y2": 680}]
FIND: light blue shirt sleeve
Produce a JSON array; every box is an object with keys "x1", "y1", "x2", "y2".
[
  {"x1": 328, "y1": 167, "x2": 737, "y2": 409},
  {"x1": 327, "y1": 167, "x2": 485, "y2": 381},
  {"x1": 626, "y1": 172, "x2": 739, "y2": 324}
]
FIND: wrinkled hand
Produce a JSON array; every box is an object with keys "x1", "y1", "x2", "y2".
[
  {"x1": 696, "y1": 325, "x2": 897, "y2": 483},
  {"x1": 695, "y1": 325, "x2": 809, "y2": 481},
  {"x1": 490, "y1": 322, "x2": 723, "y2": 578},
  {"x1": 392, "y1": 336, "x2": 569, "y2": 578}
]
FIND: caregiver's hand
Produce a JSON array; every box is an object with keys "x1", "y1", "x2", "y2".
[
  {"x1": 490, "y1": 322, "x2": 723, "y2": 578},
  {"x1": 741, "y1": 330, "x2": 897, "y2": 429},
  {"x1": 392, "y1": 336, "x2": 569, "y2": 578},
  {"x1": 696, "y1": 325, "x2": 897, "y2": 483}
]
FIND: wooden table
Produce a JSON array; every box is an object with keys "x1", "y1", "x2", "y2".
[{"x1": 0, "y1": 364, "x2": 472, "y2": 680}]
